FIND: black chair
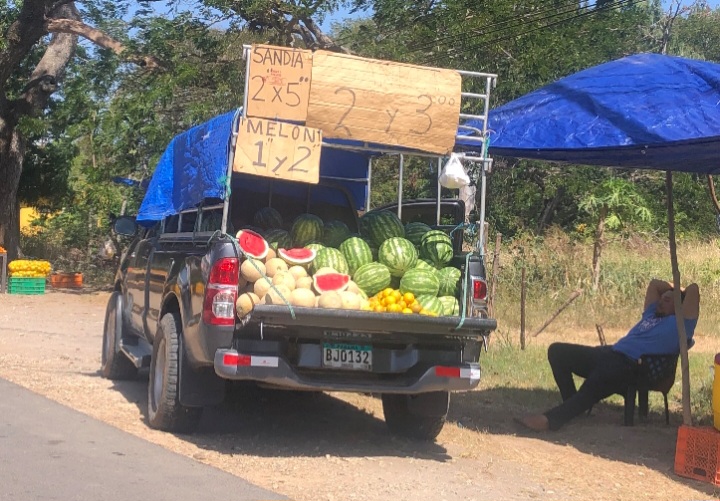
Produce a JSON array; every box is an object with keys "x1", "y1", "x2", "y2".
[{"x1": 623, "y1": 353, "x2": 679, "y2": 426}]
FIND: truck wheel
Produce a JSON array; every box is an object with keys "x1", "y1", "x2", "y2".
[
  {"x1": 382, "y1": 391, "x2": 450, "y2": 441},
  {"x1": 147, "y1": 313, "x2": 202, "y2": 433},
  {"x1": 101, "y1": 292, "x2": 138, "y2": 380}
]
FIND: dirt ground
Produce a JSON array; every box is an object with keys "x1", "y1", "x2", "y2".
[{"x1": 0, "y1": 290, "x2": 718, "y2": 501}]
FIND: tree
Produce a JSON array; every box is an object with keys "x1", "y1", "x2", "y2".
[{"x1": 0, "y1": 0, "x2": 160, "y2": 260}]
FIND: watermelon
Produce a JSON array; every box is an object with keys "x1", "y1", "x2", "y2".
[
  {"x1": 399, "y1": 268, "x2": 440, "y2": 297},
  {"x1": 404, "y1": 222, "x2": 433, "y2": 247},
  {"x1": 278, "y1": 247, "x2": 317, "y2": 266},
  {"x1": 353, "y1": 262, "x2": 392, "y2": 297},
  {"x1": 313, "y1": 271, "x2": 351, "y2": 293},
  {"x1": 416, "y1": 294, "x2": 444, "y2": 315},
  {"x1": 312, "y1": 247, "x2": 349, "y2": 274},
  {"x1": 305, "y1": 242, "x2": 325, "y2": 253},
  {"x1": 359, "y1": 210, "x2": 405, "y2": 247},
  {"x1": 437, "y1": 266, "x2": 462, "y2": 296},
  {"x1": 339, "y1": 237, "x2": 373, "y2": 275},
  {"x1": 253, "y1": 207, "x2": 283, "y2": 230},
  {"x1": 414, "y1": 259, "x2": 438, "y2": 273},
  {"x1": 378, "y1": 237, "x2": 418, "y2": 277},
  {"x1": 420, "y1": 230, "x2": 454, "y2": 268},
  {"x1": 235, "y1": 229, "x2": 269, "y2": 260},
  {"x1": 291, "y1": 214, "x2": 324, "y2": 247},
  {"x1": 390, "y1": 275, "x2": 401, "y2": 290},
  {"x1": 438, "y1": 296, "x2": 461, "y2": 316},
  {"x1": 264, "y1": 229, "x2": 292, "y2": 251},
  {"x1": 322, "y1": 220, "x2": 351, "y2": 248}
]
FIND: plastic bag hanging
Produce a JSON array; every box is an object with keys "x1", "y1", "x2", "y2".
[{"x1": 439, "y1": 153, "x2": 470, "y2": 189}]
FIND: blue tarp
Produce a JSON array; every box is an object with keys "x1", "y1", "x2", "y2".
[{"x1": 458, "y1": 53, "x2": 720, "y2": 173}]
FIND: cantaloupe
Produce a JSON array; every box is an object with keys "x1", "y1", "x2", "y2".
[
  {"x1": 265, "y1": 258, "x2": 288, "y2": 278},
  {"x1": 288, "y1": 265, "x2": 308, "y2": 281},
  {"x1": 241, "y1": 259, "x2": 266, "y2": 283},
  {"x1": 236, "y1": 292, "x2": 260, "y2": 318},
  {"x1": 263, "y1": 284, "x2": 292, "y2": 305},
  {"x1": 254, "y1": 277, "x2": 273, "y2": 298},
  {"x1": 318, "y1": 291, "x2": 343, "y2": 309},
  {"x1": 272, "y1": 271, "x2": 296, "y2": 291},
  {"x1": 289, "y1": 288, "x2": 316, "y2": 307},
  {"x1": 340, "y1": 291, "x2": 362, "y2": 310},
  {"x1": 296, "y1": 277, "x2": 314, "y2": 290},
  {"x1": 265, "y1": 247, "x2": 277, "y2": 261}
]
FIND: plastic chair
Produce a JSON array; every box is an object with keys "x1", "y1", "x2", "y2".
[{"x1": 623, "y1": 353, "x2": 679, "y2": 426}]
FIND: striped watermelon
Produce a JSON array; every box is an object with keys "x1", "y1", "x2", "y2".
[
  {"x1": 420, "y1": 230, "x2": 454, "y2": 268},
  {"x1": 416, "y1": 294, "x2": 444, "y2": 315},
  {"x1": 399, "y1": 268, "x2": 440, "y2": 297},
  {"x1": 291, "y1": 214, "x2": 324, "y2": 247},
  {"x1": 312, "y1": 247, "x2": 349, "y2": 274},
  {"x1": 359, "y1": 210, "x2": 405, "y2": 247},
  {"x1": 414, "y1": 259, "x2": 438, "y2": 274},
  {"x1": 339, "y1": 237, "x2": 373, "y2": 275},
  {"x1": 437, "y1": 266, "x2": 462, "y2": 296},
  {"x1": 305, "y1": 242, "x2": 325, "y2": 253},
  {"x1": 353, "y1": 262, "x2": 392, "y2": 297},
  {"x1": 322, "y1": 220, "x2": 351, "y2": 248},
  {"x1": 264, "y1": 229, "x2": 292, "y2": 250},
  {"x1": 438, "y1": 296, "x2": 461, "y2": 316},
  {"x1": 253, "y1": 207, "x2": 283, "y2": 230},
  {"x1": 404, "y1": 222, "x2": 432, "y2": 247},
  {"x1": 378, "y1": 237, "x2": 418, "y2": 277}
]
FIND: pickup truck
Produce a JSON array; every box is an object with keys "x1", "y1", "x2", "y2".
[{"x1": 103, "y1": 109, "x2": 497, "y2": 441}]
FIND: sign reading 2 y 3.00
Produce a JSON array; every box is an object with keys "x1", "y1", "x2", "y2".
[
  {"x1": 246, "y1": 44, "x2": 312, "y2": 122},
  {"x1": 233, "y1": 117, "x2": 322, "y2": 184},
  {"x1": 306, "y1": 51, "x2": 462, "y2": 155}
]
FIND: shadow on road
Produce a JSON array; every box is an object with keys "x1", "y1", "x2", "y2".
[
  {"x1": 448, "y1": 386, "x2": 720, "y2": 498},
  {"x1": 108, "y1": 374, "x2": 451, "y2": 462}
]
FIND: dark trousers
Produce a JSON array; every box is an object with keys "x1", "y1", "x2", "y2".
[{"x1": 544, "y1": 342, "x2": 636, "y2": 430}]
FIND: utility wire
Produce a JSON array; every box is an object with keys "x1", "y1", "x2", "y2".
[{"x1": 422, "y1": 0, "x2": 634, "y2": 66}]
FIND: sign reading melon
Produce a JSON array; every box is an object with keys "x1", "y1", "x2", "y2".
[
  {"x1": 233, "y1": 117, "x2": 322, "y2": 184},
  {"x1": 306, "y1": 51, "x2": 462, "y2": 155},
  {"x1": 246, "y1": 44, "x2": 313, "y2": 122}
]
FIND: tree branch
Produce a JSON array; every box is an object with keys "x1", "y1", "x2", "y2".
[
  {"x1": 45, "y1": 18, "x2": 162, "y2": 69},
  {"x1": 300, "y1": 16, "x2": 350, "y2": 53}
]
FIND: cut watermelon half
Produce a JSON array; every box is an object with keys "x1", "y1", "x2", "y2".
[
  {"x1": 278, "y1": 247, "x2": 317, "y2": 265},
  {"x1": 235, "y1": 229, "x2": 269, "y2": 260},
  {"x1": 313, "y1": 271, "x2": 350, "y2": 293}
]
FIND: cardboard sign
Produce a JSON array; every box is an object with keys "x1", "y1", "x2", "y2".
[
  {"x1": 246, "y1": 44, "x2": 313, "y2": 122},
  {"x1": 306, "y1": 51, "x2": 462, "y2": 155},
  {"x1": 233, "y1": 117, "x2": 322, "y2": 184}
]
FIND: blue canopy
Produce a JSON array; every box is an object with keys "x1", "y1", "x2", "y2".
[
  {"x1": 458, "y1": 53, "x2": 720, "y2": 173},
  {"x1": 137, "y1": 110, "x2": 372, "y2": 224}
]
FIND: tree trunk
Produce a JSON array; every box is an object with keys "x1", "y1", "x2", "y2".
[
  {"x1": 0, "y1": 119, "x2": 25, "y2": 260},
  {"x1": 536, "y1": 186, "x2": 564, "y2": 233},
  {"x1": 591, "y1": 204, "x2": 608, "y2": 292}
]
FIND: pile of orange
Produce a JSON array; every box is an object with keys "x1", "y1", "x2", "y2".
[{"x1": 363, "y1": 288, "x2": 437, "y2": 316}]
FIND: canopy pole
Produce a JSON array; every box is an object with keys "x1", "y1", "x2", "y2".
[
  {"x1": 397, "y1": 155, "x2": 404, "y2": 220},
  {"x1": 667, "y1": 170, "x2": 692, "y2": 426},
  {"x1": 366, "y1": 158, "x2": 373, "y2": 212},
  {"x1": 436, "y1": 158, "x2": 442, "y2": 226}
]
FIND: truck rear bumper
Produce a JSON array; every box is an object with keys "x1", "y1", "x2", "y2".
[{"x1": 214, "y1": 349, "x2": 481, "y2": 394}]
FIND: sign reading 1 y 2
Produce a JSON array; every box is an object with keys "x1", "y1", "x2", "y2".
[
  {"x1": 245, "y1": 44, "x2": 312, "y2": 122},
  {"x1": 233, "y1": 117, "x2": 322, "y2": 184}
]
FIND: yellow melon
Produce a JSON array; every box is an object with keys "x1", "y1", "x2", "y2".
[
  {"x1": 289, "y1": 288, "x2": 316, "y2": 308},
  {"x1": 241, "y1": 259, "x2": 266, "y2": 283},
  {"x1": 236, "y1": 292, "x2": 260, "y2": 318},
  {"x1": 265, "y1": 257, "x2": 288, "y2": 278}
]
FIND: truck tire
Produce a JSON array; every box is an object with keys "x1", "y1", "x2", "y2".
[
  {"x1": 101, "y1": 292, "x2": 138, "y2": 380},
  {"x1": 147, "y1": 312, "x2": 202, "y2": 433},
  {"x1": 382, "y1": 391, "x2": 450, "y2": 441}
]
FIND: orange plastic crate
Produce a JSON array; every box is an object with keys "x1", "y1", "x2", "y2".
[{"x1": 675, "y1": 425, "x2": 720, "y2": 486}]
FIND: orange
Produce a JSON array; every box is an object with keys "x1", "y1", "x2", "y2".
[
  {"x1": 384, "y1": 295, "x2": 397, "y2": 306},
  {"x1": 403, "y1": 292, "x2": 415, "y2": 304},
  {"x1": 387, "y1": 304, "x2": 402, "y2": 313},
  {"x1": 382, "y1": 287, "x2": 394, "y2": 298},
  {"x1": 391, "y1": 290, "x2": 402, "y2": 301},
  {"x1": 410, "y1": 302, "x2": 423, "y2": 313},
  {"x1": 374, "y1": 305, "x2": 385, "y2": 313},
  {"x1": 398, "y1": 300, "x2": 407, "y2": 310},
  {"x1": 402, "y1": 308, "x2": 413, "y2": 314}
]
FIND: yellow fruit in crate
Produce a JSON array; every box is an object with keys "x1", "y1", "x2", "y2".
[
  {"x1": 403, "y1": 292, "x2": 415, "y2": 304},
  {"x1": 411, "y1": 303, "x2": 423, "y2": 313},
  {"x1": 382, "y1": 287, "x2": 393, "y2": 298},
  {"x1": 402, "y1": 308, "x2": 413, "y2": 314},
  {"x1": 387, "y1": 304, "x2": 402, "y2": 313},
  {"x1": 374, "y1": 305, "x2": 385, "y2": 313},
  {"x1": 383, "y1": 295, "x2": 396, "y2": 306},
  {"x1": 398, "y1": 300, "x2": 407, "y2": 310}
]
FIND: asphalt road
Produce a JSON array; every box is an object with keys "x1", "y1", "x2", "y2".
[{"x1": 0, "y1": 377, "x2": 285, "y2": 501}]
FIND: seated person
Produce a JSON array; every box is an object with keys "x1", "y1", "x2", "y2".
[{"x1": 518, "y1": 278, "x2": 700, "y2": 432}]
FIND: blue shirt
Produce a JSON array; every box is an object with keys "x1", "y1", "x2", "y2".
[{"x1": 612, "y1": 302, "x2": 698, "y2": 360}]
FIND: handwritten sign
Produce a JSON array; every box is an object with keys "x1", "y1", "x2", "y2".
[
  {"x1": 233, "y1": 117, "x2": 322, "y2": 184},
  {"x1": 246, "y1": 44, "x2": 313, "y2": 122},
  {"x1": 306, "y1": 51, "x2": 462, "y2": 155}
]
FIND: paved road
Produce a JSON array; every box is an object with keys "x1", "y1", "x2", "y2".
[{"x1": 0, "y1": 378, "x2": 284, "y2": 501}]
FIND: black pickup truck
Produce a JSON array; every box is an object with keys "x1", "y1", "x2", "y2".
[{"x1": 105, "y1": 175, "x2": 496, "y2": 440}]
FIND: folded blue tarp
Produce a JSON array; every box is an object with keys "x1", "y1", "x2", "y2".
[{"x1": 457, "y1": 53, "x2": 720, "y2": 173}]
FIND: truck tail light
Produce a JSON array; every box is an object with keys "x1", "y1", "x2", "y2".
[
  {"x1": 472, "y1": 278, "x2": 487, "y2": 301},
  {"x1": 203, "y1": 258, "x2": 239, "y2": 326}
]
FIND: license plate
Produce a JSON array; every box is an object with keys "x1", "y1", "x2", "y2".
[{"x1": 322, "y1": 343, "x2": 372, "y2": 371}]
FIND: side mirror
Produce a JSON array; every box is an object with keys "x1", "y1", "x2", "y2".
[{"x1": 113, "y1": 216, "x2": 138, "y2": 237}]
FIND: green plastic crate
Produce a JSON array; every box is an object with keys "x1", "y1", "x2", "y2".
[{"x1": 8, "y1": 276, "x2": 46, "y2": 295}]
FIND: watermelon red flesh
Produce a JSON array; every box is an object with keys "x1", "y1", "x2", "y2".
[
  {"x1": 278, "y1": 248, "x2": 317, "y2": 265},
  {"x1": 313, "y1": 273, "x2": 350, "y2": 293},
  {"x1": 236, "y1": 230, "x2": 269, "y2": 259}
]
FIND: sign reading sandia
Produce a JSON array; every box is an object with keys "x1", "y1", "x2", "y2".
[
  {"x1": 246, "y1": 44, "x2": 313, "y2": 122},
  {"x1": 306, "y1": 51, "x2": 462, "y2": 155},
  {"x1": 233, "y1": 117, "x2": 322, "y2": 184}
]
